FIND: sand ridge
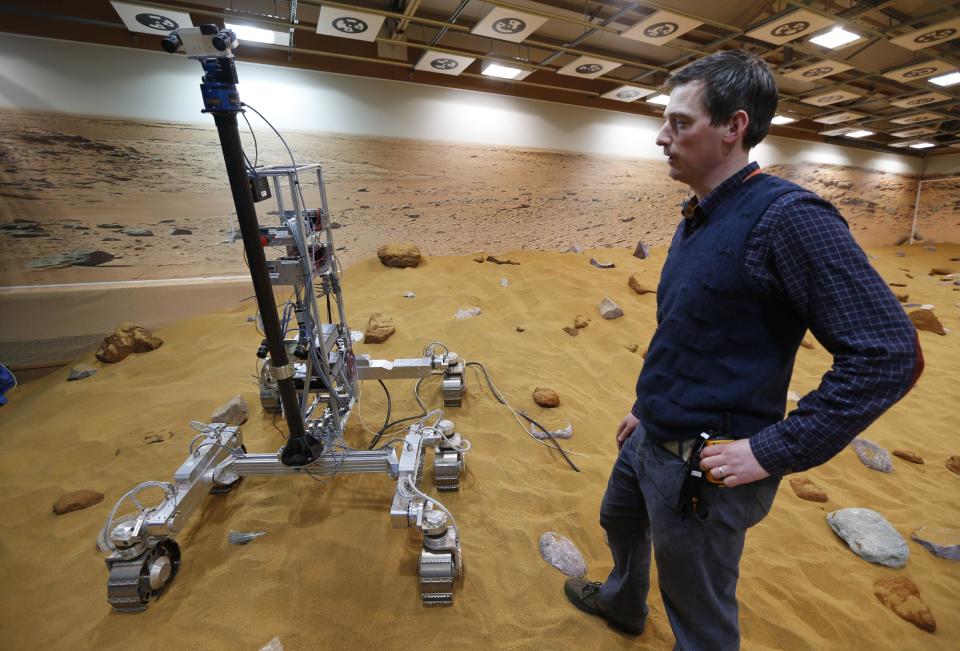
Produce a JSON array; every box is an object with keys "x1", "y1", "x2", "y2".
[{"x1": 0, "y1": 244, "x2": 958, "y2": 649}]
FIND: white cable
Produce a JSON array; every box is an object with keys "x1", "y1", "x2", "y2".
[
  {"x1": 470, "y1": 365, "x2": 588, "y2": 458},
  {"x1": 102, "y1": 481, "x2": 177, "y2": 552},
  {"x1": 400, "y1": 475, "x2": 459, "y2": 539}
]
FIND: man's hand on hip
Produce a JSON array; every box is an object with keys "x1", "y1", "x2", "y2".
[
  {"x1": 699, "y1": 439, "x2": 770, "y2": 487},
  {"x1": 616, "y1": 413, "x2": 640, "y2": 450}
]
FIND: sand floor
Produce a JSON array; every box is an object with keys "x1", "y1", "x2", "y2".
[{"x1": 0, "y1": 243, "x2": 958, "y2": 650}]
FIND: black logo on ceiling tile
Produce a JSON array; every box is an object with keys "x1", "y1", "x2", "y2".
[
  {"x1": 802, "y1": 66, "x2": 834, "y2": 77},
  {"x1": 903, "y1": 66, "x2": 938, "y2": 78},
  {"x1": 644, "y1": 22, "x2": 679, "y2": 38},
  {"x1": 907, "y1": 97, "x2": 935, "y2": 105},
  {"x1": 616, "y1": 90, "x2": 640, "y2": 99},
  {"x1": 905, "y1": 115, "x2": 931, "y2": 123},
  {"x1": 771, "y1": 21, "x2": 810, "y2": 37},
  {"x1": 431, "y1": 58, "x2": 460, "y2": 70},
  {"x1": 576, "y1": 63, "x2": 604, "y2": 74},
  {"x1": 135, "y1": 13, "x2": 178, "y2": 31},
  {"x1": 913, "y1": 28, "x2": 956, "y2": 44},
  {"x1": 332, "y1": 17, "x2": 368, "y2": 34},
  {"x1": 492, "y1": 18, "x2": 526, "y2": 34},
  {"x1": 816, "y1": 94, "x2": 845, "y2": 103}
]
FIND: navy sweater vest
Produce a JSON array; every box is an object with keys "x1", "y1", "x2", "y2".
[{"x1": 635, "y1": 173, "x2": 810, "y2": 442}]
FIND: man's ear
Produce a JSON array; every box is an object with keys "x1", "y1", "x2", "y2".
[{"x1": 724, "y1": 109, "x2": 750, "y2": 147}]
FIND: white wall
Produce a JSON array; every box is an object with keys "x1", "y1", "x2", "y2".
[
  {"x1": 925, "y1": 152, "x2": 960, "y2": 176},
  {"x1": 0, "y1": 31, "x2": 924, "y2": 174}
]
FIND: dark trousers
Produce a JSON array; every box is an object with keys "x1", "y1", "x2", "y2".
[{"x1": 598, "y1": 423, "x2": 780, "y2": 650}]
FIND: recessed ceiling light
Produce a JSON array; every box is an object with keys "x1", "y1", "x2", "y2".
[
  {"x1": 482, "y1": 62, "x2": 523, "y2": 79},
  {"x1": 845, "y1": 130, "x2": 874, "y2": 138},
  {"x1": 225, "y1": 21, "x2": 290, "y2": 46},
  {"x1": 928, "y1": 71, "x2": 960, "y2": 87},
  {"x1": 809, "y1": 26, "x2": 861, "y2": 49},
  {"x1": 771, "y1": 115, "x2": 796, "y2": 125},
  {"x1": 647, "y1": 94, "x2": 670, "y2": 106},
  {"x1": 910, "y1": 142, "x2": 935, "y2": 149}
]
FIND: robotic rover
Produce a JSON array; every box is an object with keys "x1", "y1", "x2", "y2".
[{"x1": 99, "y1": 25, "x2": 469, "y2": 612}]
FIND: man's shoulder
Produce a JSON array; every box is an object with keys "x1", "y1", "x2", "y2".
[{"x1": 758, "y1": 175, "x2": 844, "y2": 222}]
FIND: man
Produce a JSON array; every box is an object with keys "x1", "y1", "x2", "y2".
[{"x1": 564, "y1": 49, "x2": 922, "y2": 649}]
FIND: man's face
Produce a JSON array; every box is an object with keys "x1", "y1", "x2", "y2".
[{"x1": 655, "y1": 81, "x2": 727, "y2": 187}]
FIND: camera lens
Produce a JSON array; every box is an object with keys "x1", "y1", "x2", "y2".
[{"x1": 161, "y1": 34, "x2": 181, "y2": 53}]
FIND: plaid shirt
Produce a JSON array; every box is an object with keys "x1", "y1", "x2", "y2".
[{"x1": 674, "y1": 162, "x2": 921, "y2": 476}]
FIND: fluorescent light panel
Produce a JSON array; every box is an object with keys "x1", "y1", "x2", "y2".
[
  {"x1": 647, "y1": 94, "x2": 671, "y2": 106},
  {"x1": 771, "y1": 115, "x2": 796, "y2": 125},
  {"x1": 224, "y1": 22, "x2": 290, "y2": 46},
  {"x1": 929, "y1": 71, "x2": 960, "y2": 87},
  {"x1": 910, "y1": 142, "x2": 935, "y2": 149},
  {"x1": 809, "y1": 26, "x2": 861, "y2": 49},
  {"x1": 482, "y1": 62, "x2": 522, "y2": 79},
  {"x1": 845, "y1": 130, "x2": 874, "y2": 138}
]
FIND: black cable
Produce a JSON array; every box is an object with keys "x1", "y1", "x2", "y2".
[
  {"x1": 240, "y1": 109, "x2": 259, "y2": 168},
  {"x1": 368, "y1": 378, "x2": 428, "y2": 449},
  {"x1": 465, "y1": 361, "x2": 579, "y2": 472}
]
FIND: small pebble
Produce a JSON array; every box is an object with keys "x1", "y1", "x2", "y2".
[
  {"x1": 851, "y1": 438, "x2": 893, "y2": 473},
  {"x1": 892, "y1": 449, "x2": 924, "y2": 464},
  {"x1": 455, "y1": 306, "x2": 482, "y2": 320},
  {"x1": 789, "y1": 476, "x2": 828, "y2": 502},
  {"x1": 912, "y1": 526, "x2": 960, "y2": 561},
  {"x1": 874, "y1": 577, "x2": 936, "y2": 632},
  {"x1": 598, "y1": 296, "x2": 623, "y2": 319},
  {"x1": 533, "y1": 387, "x2": 560, "y2": 408},
  {"x1": 67, "y1": 366, "x2": 97, "y2": 381},
  {"x1": 229, "y1": 530, "x2": 266, "y2": 545}
]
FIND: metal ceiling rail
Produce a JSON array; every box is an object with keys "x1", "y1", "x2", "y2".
[
  {"x1": 538, "y1": 1, "x2": 644, "y2": 66},
  {"x1": 428, "y1": 0, "x2": 469, "y2": 45},
  {"x1": 393, "y1": 0, "x2": 424, "y2": 39},
  {"x1": 458, "y1": 71, "x2": 604, "y2": 97}
]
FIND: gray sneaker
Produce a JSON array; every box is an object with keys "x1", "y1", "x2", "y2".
[{"x1": 563, "y1": 578, "x2": 645, "y2": 636}]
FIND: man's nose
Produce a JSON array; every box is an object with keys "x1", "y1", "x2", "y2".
[{"x1": 656, "y1": 124, "x2": 670, "y2": 147}]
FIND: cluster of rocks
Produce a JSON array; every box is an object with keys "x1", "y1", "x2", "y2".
[
  {"x1": 789, "y1": 430, "x2": 960, "y2": 633},
  {"x1": 1, "y1": 219, "x2": 48, "y2": 238}
]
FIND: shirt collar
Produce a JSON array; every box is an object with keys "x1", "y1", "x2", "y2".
[{"x1": 682, "y1": 161, "x2": 761, "y2": 220}]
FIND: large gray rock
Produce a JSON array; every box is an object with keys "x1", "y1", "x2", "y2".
[
  {"x1": 911, "y1": 526, "x2": 960, "y2": 561},
  {"x1": 827, "y1": 508, "x2": 909, "y2": 568},
  {"x1": 539, "y1": 532, "x2": 587, "y2": 577},
  {"x1": 851, "y1": 438, "x2": 893, "y2": 473},
  {"x1": 210, "y1": 394, "x2": 249, "y2": 426}
]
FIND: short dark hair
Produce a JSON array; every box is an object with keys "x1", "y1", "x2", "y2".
[{"x1": 662, "y1": 49, "x2": 778, "y2": 150}]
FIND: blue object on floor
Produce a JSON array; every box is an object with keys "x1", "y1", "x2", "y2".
[{"x1": 0, "y1": 363, "x2": 16, "y2": 405}]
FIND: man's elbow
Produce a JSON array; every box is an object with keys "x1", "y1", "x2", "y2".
[{"x1": 901, "y1": 330, "x2": 924, "y2": 395}]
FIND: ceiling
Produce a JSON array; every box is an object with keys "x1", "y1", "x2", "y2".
[{"x1": 2, "y1": 0, "x2": 960, "y2": 157}]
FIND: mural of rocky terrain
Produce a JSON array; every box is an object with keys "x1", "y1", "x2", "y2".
[{"x1": 1, "y1": 109, "x2": 956, "y2": 286}]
